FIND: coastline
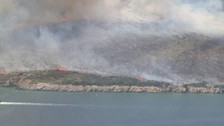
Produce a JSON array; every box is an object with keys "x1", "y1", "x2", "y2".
[
  {"x1": 14, "y1": 80, "x2": 224, "y2": 93},
  {"x1": 1, "y1": 70, "x2": 224, "y2": 94}
]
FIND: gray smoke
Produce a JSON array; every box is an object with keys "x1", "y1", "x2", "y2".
[{"x1": 1, "y1": 0, "x2": 224, "y2": 84}]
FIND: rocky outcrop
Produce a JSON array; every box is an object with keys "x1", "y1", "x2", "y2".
[{"x1": 16, "y1": 79, "x2": 224, "y2": 93}]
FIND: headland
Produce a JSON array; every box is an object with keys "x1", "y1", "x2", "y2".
[{"x1": 1, "y1": 70, "x2": 223, "y2": 93}]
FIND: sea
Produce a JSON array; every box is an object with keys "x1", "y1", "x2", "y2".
[{"x1": 0, "y1": 86, "x2": 224, "y2": 126}]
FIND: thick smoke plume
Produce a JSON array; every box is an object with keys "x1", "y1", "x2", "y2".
[{"x1": 1, "y1": 0, "x2": 224, "y2": 84}]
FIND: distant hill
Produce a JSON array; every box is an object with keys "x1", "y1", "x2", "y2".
[{"x1": 1, "y1": 20, "x2": 224, "y2": 84}]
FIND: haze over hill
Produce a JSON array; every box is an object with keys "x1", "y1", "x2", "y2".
[{"x1": 1, "y1": 0, "x2": 224, "y2": 84}]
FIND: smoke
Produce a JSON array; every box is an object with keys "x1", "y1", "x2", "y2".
[
  {"x1": 1, "y1": 0, "x2": 224, "y2": 84},
  {"x1": 2, "y1": 0, "x2": 224, "y2": 33}
]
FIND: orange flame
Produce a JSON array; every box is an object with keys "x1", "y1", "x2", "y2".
[
  {"x1": 136, "y1": 76, "x2": 146, "y2": 82},
  {"x1": 56, "y1": 65, "x2": 69, "y2": 72}
]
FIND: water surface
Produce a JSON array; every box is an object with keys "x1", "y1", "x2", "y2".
[{"x1": 0, "y1": 87, "x2": 224, "y2": 126}]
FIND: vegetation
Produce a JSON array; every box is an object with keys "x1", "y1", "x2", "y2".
[
  {"x1": 187, "y1": 81, "x2": 208, "y2": 87},
  {"x1": 1, "y1": 70, "x2": 224, "y2": 93},
  {"x1": 15, "y1": 70, "x2": 171, "y2": 87}
]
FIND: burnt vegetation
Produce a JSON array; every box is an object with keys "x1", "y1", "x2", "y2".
[
  {"x1": 26, "y1": 70, "x2": 171, "y2": 87},
  {"x1": 0, "y1": 70, "x2": 171, "y2": 87}
]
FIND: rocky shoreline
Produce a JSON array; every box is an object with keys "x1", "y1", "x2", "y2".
[
  {"x1": 15, "y1": 81, "x2": 224, "y2": 93},
  {"x1": 1, "y1": 70, "x2": 224, "y2": 93}
]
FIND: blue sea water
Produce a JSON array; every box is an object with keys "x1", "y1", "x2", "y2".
[{"x1": 0, "y1": 87, "x2": 224, "y2": 126}]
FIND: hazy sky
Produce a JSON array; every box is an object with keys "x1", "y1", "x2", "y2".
[{"x1": 1, "y1": 0, "x2": 224, "y2": 34}]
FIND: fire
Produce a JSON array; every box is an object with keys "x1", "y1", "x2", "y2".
[
  {"x1": 55, "y1": 65, "x2": 69, "y2": 72},
  {"x1": 0, "y1": 68, "x2": 7, "y2": 75},
  {"x1": 136, "y1": 76, "x2": 147, "y2": 82}
]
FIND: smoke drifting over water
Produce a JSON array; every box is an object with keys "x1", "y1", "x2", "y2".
[{"x1": 1, "y1": 0, "x2": 224, "y2": 84}]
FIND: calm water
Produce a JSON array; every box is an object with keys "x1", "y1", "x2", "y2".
[{"x1": 0, "y1": 87, "x2": 224, "y2": 126}]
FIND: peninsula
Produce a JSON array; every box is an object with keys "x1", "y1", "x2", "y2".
[{"x1": 0, "y1": 70, "x2": 224, "y2": 93}]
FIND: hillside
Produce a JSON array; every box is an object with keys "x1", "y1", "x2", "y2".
[
  {"x1": 0, "y1": 70, "x2": 224, "y2": 93},
  {"x1": 0, "y1": 70, "x2": 170, "y2": 87}
]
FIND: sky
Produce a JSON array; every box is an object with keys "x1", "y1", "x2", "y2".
[
  {"x1": 1, "y1": 0, "x2": 224, "y2": 34},
  {"x1": 1, "y1": 0, "x2": 224, "y2": 84}
]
